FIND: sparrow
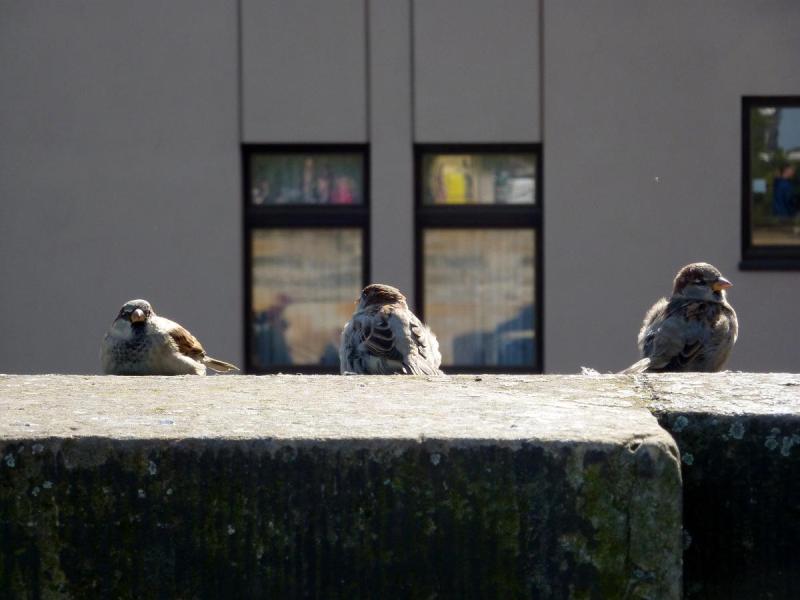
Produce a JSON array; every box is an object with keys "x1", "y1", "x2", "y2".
[
  {"x1": 340, "y1": 284, "x2": 443, "y2": 375},
  {"x1": 101, "y1": 299, "x2": 239, "y2": 375},
  {"x1": 621, "y1": 263, "x2": 738, "y2": 374}
]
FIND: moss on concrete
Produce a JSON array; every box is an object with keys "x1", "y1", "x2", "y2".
[{"x1": 0, "y1": 437, "x2": 679, "y2": 599}]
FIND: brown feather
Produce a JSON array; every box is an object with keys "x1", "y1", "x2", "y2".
[
  {"x1": 167, "y1": 325, "x2": 206, "y2": 360},
  {"x1": 361, "y1": 284, "x2": 407, "y2": 308},
  {"x1": 205, "y1": 357, "x2": 239, "y2": 372}
]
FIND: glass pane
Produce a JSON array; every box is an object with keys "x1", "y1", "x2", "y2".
[
  {"x1": 749, "y1": 106, "x2": 800, "y2": 246},
  {"x1": 250, "y1": 152, "x2": 364, "y2": 205},
  {"x1": 251, "y1": 229, "x2": 362, "y2": 368},
  {"x1": 424, "y1": 229, "x2": 536, "y2": 367},
  {"x1": 422, "y1": 152, "x2": 536, "y2": 205}
]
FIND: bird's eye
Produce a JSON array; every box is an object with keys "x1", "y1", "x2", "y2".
[{"x1": 694, "y1": 279, "x2": 704, "y2": 285}]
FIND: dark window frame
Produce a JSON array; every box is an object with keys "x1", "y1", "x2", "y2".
[
  {"x1": 242, "y1": 144, "x2": 370, "y2": 374},
  {"x1": 741, "y1": 96, "x2": 800, "y2": 271},
  {"x1": 414, "y1": 143, "x2": 544, "y2": 374}
]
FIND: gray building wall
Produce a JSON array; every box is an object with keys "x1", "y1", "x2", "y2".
[
  {"x1": 544, "y1": 0, "x2": 800, "y2": 372},
  {"x1": 1, "y1": 0, "x2": 798, "y2": 374},
  {"x1": 241, "y1": 0, "x2": 367, "y2": 143},
  {"x1": 0, "y1": 1, "x2": 241, "y2": 374},
  {"x1": 414, "y1": 0, "x2": 540, "y2": 142}
]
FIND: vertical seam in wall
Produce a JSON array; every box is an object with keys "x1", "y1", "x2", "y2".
[
  {"x1": 409, "y1": 0, "x2": 417, "y2": 308},
  {"x1": 365, "y1": 0, "x2": 373, "y2": 281},
  {"x1": 538, "y1": 0, "x2": 544, "y2": 142},
  {"x1": 365, "y1": 0, "x2": 371, "y2": 140},
  {"x1": 538, "y1": 0, "x2": 545, "y2": 371},
  {"x1": 409, "y1": 0, "x2": 416, "y2": 142},
  {"x1": 236, "y1": 0, "x2": 244, "y2": 142},
  {"x1": 236, "y1": 0, "x2": 246, "y2": 368}
]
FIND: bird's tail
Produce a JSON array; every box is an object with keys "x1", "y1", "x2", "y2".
[
  {"x1": 204, "y1": 356, "x2": 240, "y2": 373},
  {"x1": 619, "y1": 358, "x2": 651, "y2": 375}
]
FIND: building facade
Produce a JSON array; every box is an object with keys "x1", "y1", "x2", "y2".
[{"x1": 1, "y1": 0, "x2": 799, "y2": 374}]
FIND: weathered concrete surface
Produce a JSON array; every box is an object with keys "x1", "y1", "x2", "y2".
[
  {"x1": 0, "y1": 374, "x2": 681, "y2": 599},
  {"x1": 640, "y1": 372, "x2": 800, "y2": 600}
]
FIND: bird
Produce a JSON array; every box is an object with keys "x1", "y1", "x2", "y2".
[
  {"x1": 621, "y1": 263, "x2": 738, "y2": 374},
  {"x1": 101, "y1": 299, "x2": 239, "y2": 375},
  {"x1": 340, "y1": 284, "x2": 443, "y2": 375}
]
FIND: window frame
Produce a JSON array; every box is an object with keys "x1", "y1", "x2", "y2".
[
  {"x1": 414, "y1": 143, "x2": 544, "y2": 373},
  {"x1": 741, "y1": 96, "x2": 800, "y2": 270},
  {"x1": 242, "y1": 144, "x2": 370, "y2": 374}
]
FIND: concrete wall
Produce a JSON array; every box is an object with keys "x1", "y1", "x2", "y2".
[
  {"x1": 0, "y1": 374, "x2": 684, "y2": 599},
  {"x1": 1, "y1": 1, "x2": 798, "y2": 374},
  {"x1": 544, "y1": 0, "x2": 800, "y2": 372},
  {"x1": 0, "y1": 1, "x2": 241, "y2": 374}
]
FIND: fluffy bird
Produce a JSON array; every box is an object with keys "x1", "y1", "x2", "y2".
[
  {"x1": 622, "y1": 263, "x2": 738, "y2": 374},
  {"x1": 101, "y1": 299, "x2": 238, "y2": 375},
  {"x1": 340, "y1": 284, "x2": 443, "y2": 375}
]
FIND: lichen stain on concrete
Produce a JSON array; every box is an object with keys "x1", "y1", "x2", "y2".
[
  {"x1": 672, "y1": 415, "x2": 689, "y2": 433},
  {"x1": 780, "y1": 434, "x2": 800, "y2": 457},
  {"x1": 728, "y1": 421, "x2": 745, "y2": 440},
  {"x1": 765, "y1": 428, "x2": 781, "y2": 451}
]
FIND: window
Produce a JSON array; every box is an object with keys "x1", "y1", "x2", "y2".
[
  {"x1": 742, "y1": 97, "x2": 800, "y2": 269},
  {"x1": 415, "y1": 145, "x2": 543, "y2": 372},
  {"x1": 243, "y1": 145, "x2": 369, "y2": 373}
]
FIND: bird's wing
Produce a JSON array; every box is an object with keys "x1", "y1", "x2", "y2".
[
  {"x1": 620, "y1": 300, "x2": 670, "y2": 374},
  {"x1": 394, "y1": 311, "x2": 443, "y2": 376},
  {"x1": 340, "y1": 311, "x2": 404, "y2": 374},
  {"x1": 365, "y1": 310, "x2": 403, "y2": 359},
  {"x1": 339, "y1": 321, "x2": 355, "y2": 374},
  {"x1": 161, "y1": 318, "x2": 206, "y2": 361},
  {"x1": 640, "y1": 299, "x2": 708, "y2": 371},
  {"x1": 341, "y1": 306, "x2": 442, "y2": 375}
]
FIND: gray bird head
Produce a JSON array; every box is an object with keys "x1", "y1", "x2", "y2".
[
  {"x1": 116, "y1": 299, "x2": 154, "y2": 325},
  {"x1": 672, "y1": 263, "x2": 732, "y2": 301},
  {"x1": 357, "y1": 284, "x2": 407, "y2": 311}
]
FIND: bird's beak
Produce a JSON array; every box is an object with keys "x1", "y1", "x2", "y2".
[
  {"x1": 130, "y1": 308, "x2": 146, "y2": 323},
  {"x1": 712, "y1": 277, "x2": 732, "y2": 292}
]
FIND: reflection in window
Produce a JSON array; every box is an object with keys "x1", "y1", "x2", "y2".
[
  {"x1": 250, "y1": 153, "x2": 364, "y2": 205},
  {"x1": 421, "y1": 152, "x2": 536, "y2": 205},
  {"x1": 748, "y1": 105, "x2": 800, "y2": 247},
  {"x1": 251, "y1": 229, "x2": 362, "y2": 367},
  {"x1": 424, "y1": 229, "x2": 535, "y2": 367}
]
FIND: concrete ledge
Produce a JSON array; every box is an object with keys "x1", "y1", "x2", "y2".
[
  {"x1": 641, "y1": 373, "x2": 800, "y2": 600},
  {"x1": 0, "y1": 375, "x2": 681, "y2": 599}
]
